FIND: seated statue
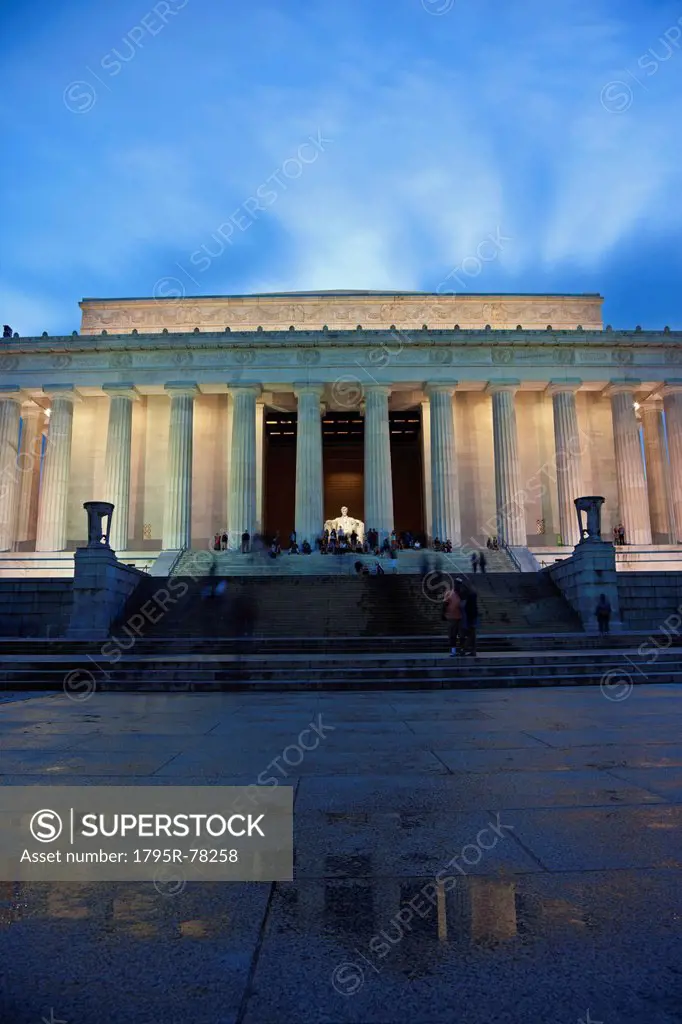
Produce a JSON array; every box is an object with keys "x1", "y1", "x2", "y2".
[{"x1": 324, "y1": 505, "x2": 365, "y2": 544}]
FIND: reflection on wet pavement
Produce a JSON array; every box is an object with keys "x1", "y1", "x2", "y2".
[{"x1": 0, "y1": 686, "x2": 681, "y2": 1022}]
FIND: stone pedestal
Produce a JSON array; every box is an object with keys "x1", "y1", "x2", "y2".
[
  {"x1": 103, "y1": 385, "x2": 138, "y2": 553},
  {"x1": 426, "y1": 383, "x2": 461, "y2": 545},
  {"x1": 162, "y1": 383, "x2": 198, "y2": 550},
  {"x1": 294, "y1": 384, "x2": 324, "y2": 544},
  {"x1": 66, "y1": 545, "x2": 144, "y2": 640},
  {"x1": 36, "y1": 387, "x2": 79, "y2": 552},
  {"x1": 549, "y1": 540, "x2": 623, "y2": 633},
  {"x1": 228, "y1": 385, "x2": 261, "y2": 544},
  {"x1": 363, "y1": 385, "x2": 394, "y2": 543},
  {"x1": 607, "y1": 381, "x2": 652, "y2": 544},
  {"x1": 0, "y1": 389, "x2": 22, "y2": 551},
  {"x1": 549, "y1": 381, "x2": 584, "y2": 546},
  {"x1": 487, "y1": 381, "x2": 525, "y2": 546}
]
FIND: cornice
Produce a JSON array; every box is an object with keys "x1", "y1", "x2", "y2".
[{"x1": 2, "y1": 327, "x2": 682, "y2": 356}]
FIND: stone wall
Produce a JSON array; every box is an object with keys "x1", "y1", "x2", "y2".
[
  {"x1": 0, "y1": 581, "x2": 73, "y2": 637},
  {"x1": 548, "y1": 541, "x2": 621, "y2": 632},
  {"x1": 617, "y1": 571, "x2": 682, "y2": 631}
]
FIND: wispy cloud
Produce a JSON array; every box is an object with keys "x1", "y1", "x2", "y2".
[{"x1": 1, "y1": 0, "x2": 682, "y2": 332}]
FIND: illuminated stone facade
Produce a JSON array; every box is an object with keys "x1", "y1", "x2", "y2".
[{"x1": 0, "y1": 290, "x2": 680, "y2": 553}]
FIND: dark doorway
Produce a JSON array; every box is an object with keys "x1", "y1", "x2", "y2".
[
  {"x1": 263, "y1": 410, "x2": 296, "y2": 539},
  {"x1": 263, "y1": 407, "x2": 424, "y2": 538},
  {"x1": 390, "y1": 410, "x2": 424, "y2": 535}
]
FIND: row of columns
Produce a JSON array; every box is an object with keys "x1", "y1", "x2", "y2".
[{"x1": 1, "y1": 379, "x2": 682, "y2": 552}]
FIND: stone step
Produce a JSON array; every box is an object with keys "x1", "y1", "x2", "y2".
[
  {"x1": 0, "y1": 631, "x2": 667, "y2": 654},
  {"x1": 1, "y1": 649, "x2": 678, "y2": 690}
]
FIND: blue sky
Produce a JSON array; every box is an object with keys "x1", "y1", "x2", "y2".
[{"x1": 2, "y1": 0, "x2": 682, "y2": 335}]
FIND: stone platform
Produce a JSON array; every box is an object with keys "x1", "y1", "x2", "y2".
[
  {"x1": 173, "y1": 548, "x2": 518, "y2": 576},
  {"x1": 0, "y1": 684, "x2": 680, "y2": 1023},
  {"x1": 530, "y1": 542, "x2": 682, "y2": 572}
]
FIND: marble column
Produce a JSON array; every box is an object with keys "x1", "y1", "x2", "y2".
[
  {"x1": 363, "y1": 385, "x2": 394, "y2": 542},
  {"x1": 487, "y1": 381, "x2": 526, "y2": 546},
  {"x1": 255, "y1": 400, "x2": 265, "y2": 534},
  {"x1": 607, "y1": 381, "x2": 652, "y2": 544},
  {"x1": 0, "y1": 388, "x2": 22, "y2": 551},
  {"x1": 228, "y1": 385, "x2": 261, "y2": 543},
  {"x1": 420, "y1": 399, "x2": 433, "y2": 543},
  {"x1": 640, "y1": 399, "x2": 671, "y2": 542},
  {"x1": 103, "y1": 384, "x2": 138, "y2": 553},
  {"x1": 662, "y1": 381, "x2": 682, "y2": 542},
  {"x1": 425, "y1": 383, "x2": 461, "y2": 545},
  {"x1": 548, "y1": 381, "x2": 584, "y2": 547},
  {"x1": 14, "y1": 401, "x2": 43, "y2": 548},
  {"x1": 224, "y1": 393, "x2": 234, "y2": 534},
  {"x1": 162, "y1": 383, "x2": 198, "y2": 550},
  {"x1": 36, "y1": 386, "x2": 79, "y2": 552},
  {"x1": 294, "y1": 384, "x2": 324, "y2": 544}
]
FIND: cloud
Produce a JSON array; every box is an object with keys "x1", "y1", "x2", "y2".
[{"x1": 2, "y1": 0, "x2": 682, "y2": 329}]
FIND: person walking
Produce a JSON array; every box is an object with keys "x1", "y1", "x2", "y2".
[
  {"x1": 442, "y1": 582, "x2": 463, "y2": 657},
  {"x1": 596, "y1": 593, "x2": 612, "y2": 635},
  {"x1": 618, "y1": 523, "x2": 626, "y2": 546},
  {"x1": 221, "y1": 531, "x2": 228, "y2": 551},
  {"x1": 241, "y1": 530, "x2": 250, "y2": 554},
  {"x1": 479, "y1": 550, "x2": 487, "y2": 574},
  {"x1": 471, "y1": 552, "x2": 479, "y2": 574}
]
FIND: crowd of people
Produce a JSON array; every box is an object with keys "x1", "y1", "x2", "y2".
[
  {"x1": 213, "y1": 527, "x2": 440, "y2": 557},
  {"x1": 213, "y1": 527, "x2": 506, "y2": 558}
]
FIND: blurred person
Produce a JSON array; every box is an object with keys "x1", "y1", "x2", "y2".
[{"x1": 442, "y1": 580, "x2": 463, "y2": 656}]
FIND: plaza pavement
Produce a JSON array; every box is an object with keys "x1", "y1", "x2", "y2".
[{"x1": 0, "y1": 683, "x2": 681, "y2": 1023}]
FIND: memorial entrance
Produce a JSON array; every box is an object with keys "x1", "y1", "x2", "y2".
[{"x1": 263, "y1": 408, "x2": 424, "y2": 540}]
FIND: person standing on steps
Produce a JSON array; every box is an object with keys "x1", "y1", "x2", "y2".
[
  {"x1": 443, "y1": 581, "x2": 463, "y2": 657},
  {"x1": 471, "y1": 552, "x2": 479, "y2": 574},
  {"x1": 479, "y1": 550, "x2": 487, "y2": 574},
  {"x1": 596, "y1": 593, "x2": 612, "y2": 635},
  {"x1": 241, "y1": 530, "x2": 250, "y2": 554}
]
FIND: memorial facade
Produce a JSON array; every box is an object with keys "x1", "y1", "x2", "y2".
[{"x1": 0, "y1": 289, "x2": 681, "y2": 556}]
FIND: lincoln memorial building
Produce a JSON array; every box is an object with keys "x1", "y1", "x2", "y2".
[{"x1": 1, "y1": 290, "x2": 681, "y2": 568}]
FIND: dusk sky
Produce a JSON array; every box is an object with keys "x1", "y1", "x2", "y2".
[{"x1": 2, "y1": 0, "x2": 682, "y2": 336}]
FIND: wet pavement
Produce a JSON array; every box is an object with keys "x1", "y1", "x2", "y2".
[{"x1": 0, "y1": 684, "x2": 681, "y2": 1023}]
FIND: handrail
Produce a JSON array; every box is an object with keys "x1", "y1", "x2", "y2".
[
  {"x1": 498, "y1": 538, "x2": 522, "y2": 572},
  {"x1": 167, "y1": 547, "x2": 188, "y2": 577}
]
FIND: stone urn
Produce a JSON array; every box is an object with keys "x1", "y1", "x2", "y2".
[
  {"x1": 574, "y1": 496, "x2": 605, "y2": 543},
  {"x1": 83, "y1": 501, "x2": 114, "y2": 548}
]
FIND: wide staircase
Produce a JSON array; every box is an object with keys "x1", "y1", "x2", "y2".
[
  {"x1": 149, "y1": 572, "x2": 580, "y2": 639},
  {"x1": 3, "y1": 572, "x2": 681, "y2": 692},
  {"x1": 172, "y1": 547, "x2": 518, "y2": 576}
]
